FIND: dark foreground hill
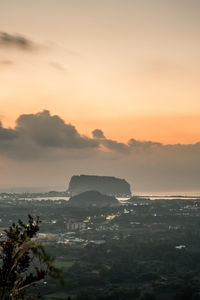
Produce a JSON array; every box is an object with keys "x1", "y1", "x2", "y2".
[
  {"x1": 67, "y1": 190, "x2": 119, "y2": 207},
  {"x1": 68, "y1": 175, "x2": 131, "y2": 196}
]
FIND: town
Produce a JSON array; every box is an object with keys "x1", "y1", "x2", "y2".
[{"x1": 1, "y1": 192, "x2": 200, "y2": 299}]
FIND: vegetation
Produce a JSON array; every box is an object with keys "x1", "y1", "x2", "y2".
[
  {"x1": 68, "y1": 190, "x2": 119, "y2": 207},
  {"x1": 0, "y1": 215, "x2": 61, "y2": 300},
  {"x1": 1, "y1": 196, "x2": 200, "y2": 299}
]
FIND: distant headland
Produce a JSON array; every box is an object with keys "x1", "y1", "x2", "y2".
[{"x1": 67, "y1": 175, "x2": 131, "y2": 197}]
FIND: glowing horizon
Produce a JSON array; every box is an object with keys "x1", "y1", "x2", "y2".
[{"x1": 1, "y1": 111, "x2": 200, "y2": 145}]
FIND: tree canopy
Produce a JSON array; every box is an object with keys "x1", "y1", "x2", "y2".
[{"x1": 0, "y1": 215, "x2": 61, "y2": 300}]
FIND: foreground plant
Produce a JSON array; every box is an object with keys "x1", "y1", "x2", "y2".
[{"x1": 0, "y1": 215, "x2": 61, "y2": 300}]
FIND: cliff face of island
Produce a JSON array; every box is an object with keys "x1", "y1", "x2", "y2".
[
  {"x1": 67, "y1": 175, "x2": 131, "y2": 197},
  {"x1": 68, "y1": 190, "x2": 119, "y2": 207}
]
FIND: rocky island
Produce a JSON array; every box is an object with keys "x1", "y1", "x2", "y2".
[
  {"x1": 67, "y1": 175, "x2": 131, "y2": 197},
  {"x1": 67, "y1": 190, "x2": 119, "y2": 207}
]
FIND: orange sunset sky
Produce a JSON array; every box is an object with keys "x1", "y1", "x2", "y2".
[
  {"x1": 0, "y1": 0, "x2": 200, "y2": 144},
  {"x1": 0, "y1": 0, "x2": 200, "y2": 192}
]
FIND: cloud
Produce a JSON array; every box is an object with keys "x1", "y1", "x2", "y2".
[
  {"x1": 0, "y1": 110, "x2": 99, "y2": 160},
  {"x1": 92, "y1": 129, "x2": 105, "y2": 139},
  {"x1": 92, "y1": 129, "x2": 130, "y2": 153},
  {"x1": 0, "y1": 60, "x2": 14, "y2": 66},
  {"x1": 101, "y1": 137, "x2": 162, "y2": 154},
  {"x1": 0, "y1": 110, "x2": 200, "y2": 192},
  {"x1": 91, "y1": 130, "x2": 161, "y2": 154},
  {"x1": 128, "y1": 138, "x2": 162, "y2": 148},
  {"x1": 0, "y1": 122, "x2": 18, "y2": 140},
  {"x1": 101, "y1": 139, "x2": 130, "y2": 154},
  {"x1": 16, "y1": 110, "x2": 98, "y2": 149},
  {"x1": 49, "y1": 62, "x2": 66, "y2": 71},
  {"x1": 0, "y1": 110, "x2": 200, "y2": 161},
  {"x1": 0, "y1": 31, "x2": 37, "y2": 51}
]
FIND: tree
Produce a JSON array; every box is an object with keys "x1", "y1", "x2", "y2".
[{"x1": 0, "y1": 215, "x2": 61, "y2": 300}]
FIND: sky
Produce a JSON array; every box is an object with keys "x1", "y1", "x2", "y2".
[{"x1": 0, "y1": 0, "x2": 200, "y2": 192}]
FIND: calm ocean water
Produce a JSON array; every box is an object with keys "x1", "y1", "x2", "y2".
[
  {"x1": 19, "y1": 191, "x2": 200, "y2": 202},
  {"x1": 132, "y1": 191, "x2": 200, "y2": 200}
]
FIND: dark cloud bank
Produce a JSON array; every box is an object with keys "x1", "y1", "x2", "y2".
[
  {"x1": 0, "y1": 110, "x2": 180, "y2": 159},
  {"x1": 0, "y1": 110, "x2": 98, "y2": 160},
  {"x1": 0, "y1": 110, "x2": 200, "y2": 192}
]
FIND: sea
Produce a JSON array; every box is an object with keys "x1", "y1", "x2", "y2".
[{"x1": 17, "y1": 191, "x2": 200, "y2": 203}]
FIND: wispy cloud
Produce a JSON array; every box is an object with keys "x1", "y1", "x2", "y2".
[
  {"x1": 49, "y1": 62, "x2": 66, "y2": 71},
  {"x1": 0, "y1": 59, "x2": 14, "y2": 66},
  {"x1": 0, "y1": 31, "x2": 38, "y2": 51}
]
